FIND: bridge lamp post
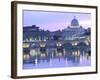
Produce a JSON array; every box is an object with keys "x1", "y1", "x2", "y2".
[
  {"x1": 23, "y1": 49, "x2": 30, "y2": 63},
  {"x1": 39, "y1": 42, "x2": 47, "y2": 57},
  {"x1": 56, "y1": 41, "x2": 63, "y2": 57},
  {"x1": 72, "y1": 41, "x2": 77, "y2": 46},
  {"x1": 23, "y1": 43, "x2": 30, "y2": 61},
  {"x1": 23, "y1": 54, "x2": 30, "y2": 61},
  {"x1": 56, "y1": 42, "x2": 62, "y2": 47}
]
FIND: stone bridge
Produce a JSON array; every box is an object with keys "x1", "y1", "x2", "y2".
[{"x1": 23, "y1": 37, "x2": 90, "y2": 49}]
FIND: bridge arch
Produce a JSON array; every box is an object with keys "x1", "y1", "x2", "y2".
[
  {"x1": 77, "y1": 42, "x2": 87, "y2": 47},
  {"x1": 77, "y1": 42, "x2": 88, "y2": 55},
  {"x1": 62, "y1": 42, "x2": 73, "y2": 50}
]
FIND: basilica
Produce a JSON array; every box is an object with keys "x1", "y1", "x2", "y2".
[{"x1": 62, "y1": 17, "x2": 86, "y2": 40}]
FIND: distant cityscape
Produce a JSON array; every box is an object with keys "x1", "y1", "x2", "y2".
[
  {"x1": 23, "y1": 17, "x2": 91, "y2": 69},
  {"x1": 23, "y1": 17, "x2": 90, "y2": 42}
]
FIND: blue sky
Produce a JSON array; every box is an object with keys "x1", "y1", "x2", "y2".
[{"x1": 23, "y1": 10, "x2": 91, "y2": 31}]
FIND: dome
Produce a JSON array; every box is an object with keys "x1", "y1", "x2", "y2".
[{"x1": 71, "y1": 17, "x2": 79, "y2": 26}]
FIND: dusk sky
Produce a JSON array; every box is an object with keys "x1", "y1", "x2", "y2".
[{"x1": 23, "y1": 10, "x2": 91, "y2": 31}]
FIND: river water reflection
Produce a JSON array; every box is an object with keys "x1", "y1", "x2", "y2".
[{"x1": 23, "y1": 47, "x2": 91, "y2": 69}]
